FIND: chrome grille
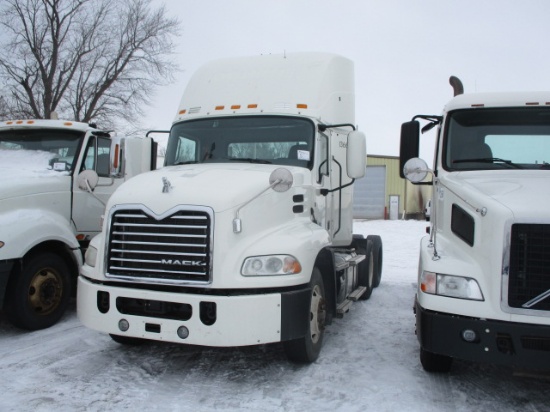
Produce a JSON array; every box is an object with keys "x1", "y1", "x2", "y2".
[
  {"x1": 508, "y1": 224, "x2": 550, "y2": 312},
  {"x1": 106, "y1": 207, "x2": 212, "y2": 284}
]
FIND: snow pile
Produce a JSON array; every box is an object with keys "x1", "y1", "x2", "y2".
[{"x1": 0, "y1": 149, "x2": 69, "y2": 177}]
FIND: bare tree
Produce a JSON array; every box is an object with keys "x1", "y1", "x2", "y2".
[{"x1": 0, "y1": 0, "x2": 180, "y2": 128}]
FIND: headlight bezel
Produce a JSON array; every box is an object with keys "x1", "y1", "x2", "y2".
[
  {"x1": 84, "y1": 244, "x2": 98, "y2": 268},
  {"x1": 241, "y1": 255, "x2": 302, "y2": 276},
  {"x1": 420, "y1": 270, "x2": 484, "y2": 301}
]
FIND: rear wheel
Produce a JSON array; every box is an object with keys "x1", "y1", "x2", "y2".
[
  {"x1": 6, "y1": 253, "x2": 71, "y2": 330},
  {"x1": 284, "y1": 268, "x2": 326, "y2": 363},
  {"x1": 356, "y1": 240, "x2": 374, "y2": 300},
  {"x1": 367, "y1": 235, "x2": 383, "y2": 287},
  {"x1": 420, "y1": 347, "x2": 453, "y2": 373}
]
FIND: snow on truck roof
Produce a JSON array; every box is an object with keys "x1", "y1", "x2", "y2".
[
  {"x1": 174, "y1": 52, "x2": 355, "y2": 126},
  {"x1": 444, "y1": 91, "x2": 550, "y2": 112}
]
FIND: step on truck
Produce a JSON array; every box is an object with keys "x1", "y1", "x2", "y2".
[
  {"x1": 0, "y1": 119, "x2": 156, "y2": 330},
  {"x1": 400, "y1": 77, "x2": 550, "y2": 372},
  {"x1": 77, "y1": 52, "x2": 383, "y2": 363}
]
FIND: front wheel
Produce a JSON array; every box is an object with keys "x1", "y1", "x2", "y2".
[
  {"x1": 6, "y1": 253, "x2": 72, "y2": 330},
  {"x1": 284, "y1": 268, "x2": 326, "y2": 363}
]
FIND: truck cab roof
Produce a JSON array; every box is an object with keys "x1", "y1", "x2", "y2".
[{"x1": 445, "y1": 91, "x2": 550, "y2": 112}]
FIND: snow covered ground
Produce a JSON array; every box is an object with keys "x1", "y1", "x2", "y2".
[{"x1": 1, "y1": 220, "x2": 548, "y2": 411}]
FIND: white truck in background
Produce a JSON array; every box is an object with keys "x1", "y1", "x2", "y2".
[
  {"x1": 0, "y1": 119, "x2": 156, "y2": 330},
  {"x1": 400, "y1": 77, "x2": 550, "y2": 372},
  {"x1": 77, "y1": 52, "x2": 383, "y2": 363}
]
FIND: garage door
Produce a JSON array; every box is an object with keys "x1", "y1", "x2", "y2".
[{"x1": 353, "y1": 165, "x2": 386, "y2": 219}]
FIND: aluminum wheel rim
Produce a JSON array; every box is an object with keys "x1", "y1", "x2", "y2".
[
  {"x1": 28, "y1": 268, "x2": 63, "y2": 315},
  {"x1": 310, "y1": 284, "x2": 325, "y2": 344}
]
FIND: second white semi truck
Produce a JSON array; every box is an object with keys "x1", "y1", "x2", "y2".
[
  {"x1": 77, "y1": 52, "x2": 383, "y2": 362},
  {"x1": 401, "y1": 78, "x2": 550, "y2": 372}
]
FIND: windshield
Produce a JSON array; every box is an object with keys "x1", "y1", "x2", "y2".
[
  {"x1": 0, "y1": 129, "x2": 84, "y2": 174},
  {"x1": 164, "y1": 116, "x2": 315, "y2": 168},
  {"x1": 444, "y1": 108, "x2": 550, "y2": 170}
]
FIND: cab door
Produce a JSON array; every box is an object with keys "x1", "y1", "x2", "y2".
[{"x1": 71, "y1": 135, "x2": 122, "y2": 234}]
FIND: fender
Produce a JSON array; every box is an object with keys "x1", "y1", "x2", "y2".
[
  {"x1": 0, "y1": 208, "x2": 81, "y2": 261},
  {"x1": 230, "y1": 218, "x2": 331, "y2": 288}
]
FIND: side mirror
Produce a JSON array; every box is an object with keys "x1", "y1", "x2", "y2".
[
  {"x1": 77, "y1": 170, "x2": 99, "y2": 191},
  {"x1": 403, "y1": 157, "x2": 431, "y2": 183},
  {"x1": 399, "y1": 121, "x2": 420, "y2": 178},
  {"x1": 347, "y1": 130, "x2": 366, "y2": 179},
  {"x1": 269, "y1": 167, "x2": 293, "y2": 192}
]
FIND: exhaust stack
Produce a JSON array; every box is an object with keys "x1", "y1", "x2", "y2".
[{"x1": 449, "y1": 76, "x2": 464, "y2": 96}]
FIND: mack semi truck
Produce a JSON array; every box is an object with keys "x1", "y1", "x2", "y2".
[
  {"x1": 77, "y1": 52, "x2": 383, "y2": 363},
  {"x1": 0, "y1": 119, "x2": 156, "y2": 330},
  {"x1": 400, "y1": 77, "x2": 550, "y2": 372}
]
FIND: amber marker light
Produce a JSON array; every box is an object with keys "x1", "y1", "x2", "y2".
[
  {"x1": 284, "y1": 257, "x2": 302, "y2": 274},
  {"x1": 113, "y1": 144, "x2": 120, "y2": 169}
]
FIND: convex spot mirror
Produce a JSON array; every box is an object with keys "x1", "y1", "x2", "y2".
[
  {"x1": 403, "y1": 157, "x2": 431, "y2": 183},
  {"x1": 269, "y1": 167, "x2": 293, "y2": 192},
  {"x1": 347, "y1": 130, "x2": 366, "y2": 179},
  {"x1": 77, "y1": 170, "x2": 99, "y2": 191}
]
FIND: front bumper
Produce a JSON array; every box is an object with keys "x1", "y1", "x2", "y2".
[
  {"x1": 77, "y1": 276, "x2": 310, "y2": 347},
  {"x1": 416, "y1": 300, "x2": 550, "y2": 370}
]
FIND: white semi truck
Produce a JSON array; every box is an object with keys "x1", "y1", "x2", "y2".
[
  {"x1": 0, "y1": 119, "x2": 156, "y2": 330},
  {"x1": 401, "y1": 78, "x2": 550, "y2": 372},
  {"x1": 77, "y1": 52, "x2": 383, "y2": 362}
]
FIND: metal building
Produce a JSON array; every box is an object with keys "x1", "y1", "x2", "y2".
[{"x1": 353, "y1": 155, "x2": 431, "y2": 220}]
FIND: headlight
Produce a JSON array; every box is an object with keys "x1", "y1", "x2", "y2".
[
  {"x1": 420, "y1": 271, "x2": 484, "y2": 301},
  {"x1": 85, "y1": 245, "x2": 98, "y2": 268},
  {"x1": 242, "y1": 255, "x2": 302, "y2": 276}
]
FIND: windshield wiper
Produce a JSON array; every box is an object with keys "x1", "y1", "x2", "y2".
[
  {"x1": 173, "y1": 160, "x2": 198, "y2": 165},
  {"x1": 227, "y1": 157, "x2": 272, "y2": 164},
  {"x1": 453, "y1": 158, "x2": 523, "y2": 169}
]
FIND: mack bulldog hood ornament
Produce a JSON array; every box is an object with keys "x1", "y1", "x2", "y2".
[{"x1": 162, "y1": 177, "x2": 172, "y2": 193}]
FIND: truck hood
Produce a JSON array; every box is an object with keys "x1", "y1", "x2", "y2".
[
  {"x1": 445, "y1": 171, "x2": 550, "y2": 220},
  {"x1": 108, "y1": 163, "x2": 305, "y2": 215},
  {"x1": 0, "y1": 170, "x2": 71, "y2": 200}
]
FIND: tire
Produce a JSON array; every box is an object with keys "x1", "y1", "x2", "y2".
[
  {"x1": 284, "y1": 268, "x2": 326, "y2": 363},
  {"x1": 6, "y1": 253, "x2": 71, "y2": 330},
  {"x1": 109, "y1": 334, "x2": 145, "y2": 345},
  {"x1": 420, "y1": 347, "x2": 453, "y2": 373},
  {"x1": 356, "y1": 240, "x2": 374, "y2": 300},
  {"x1": 367, "y1": 235, "x2": 383, "y2": 287}
]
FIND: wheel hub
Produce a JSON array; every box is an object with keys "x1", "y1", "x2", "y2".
[
  {"x1": 310, "y1": 284, "x2": 326, "y2": 344},
  {"x1": 28, "y1": 269, "x2": 63, "y2": 315}
]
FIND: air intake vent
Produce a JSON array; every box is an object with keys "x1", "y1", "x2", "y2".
[{"x1": 106, "y1": 206, "x2": 213, "y2": 285}]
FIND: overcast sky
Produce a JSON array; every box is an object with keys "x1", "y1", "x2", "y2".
[{"x1": 147, "y1": 0, "x2": 550, "y2": 161}]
